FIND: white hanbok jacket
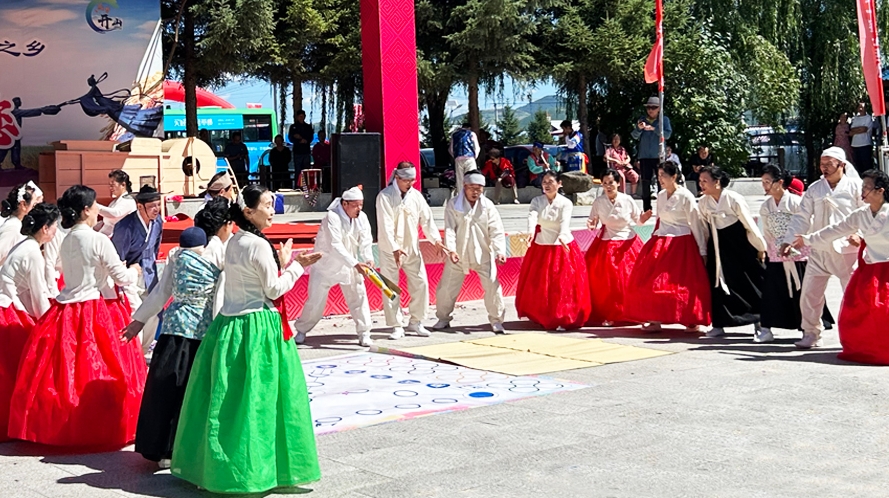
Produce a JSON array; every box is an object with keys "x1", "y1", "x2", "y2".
[
  {"x1": 376, "y1": 185, "x2": 441, "y2": 256},
  {"x1": 805, "y1": 204, "x2": 889, "y2": 264},
  {"x1": 782, "y1": 174, "x2": 863, "y2": 254},
  {"x1": 312, "y1": 205, "x2": 374, "y2": 286},
  {"x1": 0, "y1": 238, "x2": 53, "y2": 317},
  {"x1": 444, "y1": 193, "x2": 506, "y2": 276}
]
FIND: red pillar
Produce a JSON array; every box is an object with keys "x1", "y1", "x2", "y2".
[{"x1": 360, "y1": 0, "x2": 420, "y2": 187}]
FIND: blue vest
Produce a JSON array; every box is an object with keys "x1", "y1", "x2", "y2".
[{"x1": 452, "y1": 129, "x2": 475, "y2": 158}]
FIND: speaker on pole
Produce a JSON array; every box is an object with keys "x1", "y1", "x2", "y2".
[{"x1": 331, "y1": 133, "x2": 382, "y2": 239}]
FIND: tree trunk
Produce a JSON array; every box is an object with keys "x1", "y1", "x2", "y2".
[
  {"x1": 425, "y1": 90, "x2": 450, "y2": 171},
  {"x1": 467, "y1": 55, "x2": 480, "y2": 136},
  {"x1": 292, "y1": 75, "x2": 303, "y2": 117},
  {"x1": 183, "y1": 4, "x2": 198, "y2": 137},
  {"x1": 278, "y1": 79, "x2": 288, "y2": 136},
  {"x1": 321, "y1": 84, "x2": 328, "y2": 133},
  {"x1": 578, "y1": 73, "x2": 590, "y2": 159}
]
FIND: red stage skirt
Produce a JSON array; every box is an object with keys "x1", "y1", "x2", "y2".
[
  {"x1": 516, "y1": 238, "x2": 591, "y2": 330},
  {"x1": 624, "y1": 234, "x2": 711, "y2": 326},
  {"x1": 585, "y1": 234, "x2": 644, "y2": 325},
  {"x1": 837, "y1": 254, "x2": 889, "y2": 365},
  {"x1": 0, "y1": 305, "x2": 35, "y2": 443},
  {"x1": 8, "y1": 298, "x2": 147, "y2": 447}
]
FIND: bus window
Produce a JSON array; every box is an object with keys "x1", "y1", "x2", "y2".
[{"x1": 244, "y1": 115, "x2": 273, "y2": 143}]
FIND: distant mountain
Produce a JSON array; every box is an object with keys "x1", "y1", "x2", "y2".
[{"x1": 454, "y1": 95, "x2": 568, "y2": 129}]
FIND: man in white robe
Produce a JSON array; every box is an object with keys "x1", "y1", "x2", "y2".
[
  {"x1": 783, "y1": 147, "x2": 864, "y2": 348},
  {"x1": 295, "y1": 186, "x2": 375, "y2": 346},
  {"x1": 376, "y1": 161, "x2": 443, "y2": 339},
  {"x1": 433, "y1": 171, "x2": 508, "y2": 332}
]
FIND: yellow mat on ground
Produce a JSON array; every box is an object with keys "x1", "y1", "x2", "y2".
[{"x1": 398, "y1": 334, "x2": 671, "y2": 376}]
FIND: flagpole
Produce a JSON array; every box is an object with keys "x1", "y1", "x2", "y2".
[{"x1": 659, "y1": 90, "x2": 665, "y2": 164}]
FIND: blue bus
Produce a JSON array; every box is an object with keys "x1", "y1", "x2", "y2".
[{"x1": 163, "y1": 108, "x2": 278, "y2": 175}]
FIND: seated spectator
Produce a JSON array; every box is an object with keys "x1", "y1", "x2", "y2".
[
  {"x1": 604, "y1": 134, "x2": 638, "y2": 195},
  {"x1": 482, "y1": 149, "x2": 519, "y2": 205},
  {"x1": 527, "y1": 142, "x2": 559, "y2": 188}
]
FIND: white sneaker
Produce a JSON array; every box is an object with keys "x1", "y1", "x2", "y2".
[
  {"x1": 795, "y1": 332, "x2": 822, "y2": 349},
  {"x1": 602, "y1": 320, "x2": 613, "y2": 327},
  {"x1": 358, "y1": 332, "x2": 374, "y2": 347},
  {"x1": 491, "y1": 322, "x2": 505, "y2": 334},
  {"x1": 705, "y1": 327, "x2": 726, "y2": 338},
  {"x1": 513, "y1": 199, "x2": 520, "y2": 204},
  {"x1": 388, "y1": 327, "x2": 405, "y2": 340},
  {"x1": 294, "y1": 331, "x2": 306, "y2": 344},
  {"x1": 753, "y1": 327, "x2": 774, "y2": 343},
  {"x1": 158, "y1": 459, "x2": 171, "y2": 470},
  {"x1": 432, "y1": 320, "x2": 450, "y2": 330},
  {"x1": 407, "y1": 323, "x2": 431, "y2": 337},
  {"x1": 642, "y1": 322, "x2": 662, "y2": 332},
  {"x1": 555, "y1": 326, "x2": 566, "y2": 331}
]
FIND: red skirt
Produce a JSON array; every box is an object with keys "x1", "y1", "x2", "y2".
[
  {"x1": 624, "y1": 234, "x2": 711, "y2": 326},
  {"x1": 8, "y1": 298, "x2": 147, "y2": 447},
  {"x1": 0, "y1": 305, "x2": 35, "y2": 443},
  {"x1": 585, "y1": 234, "x2": 643, "y2": 325},
  {"x1": 837, "y1": 260, "x2": 889, "y2": 365},
  {"x1": 516, "y1": 239, "x2": 591, "y2": 330}
]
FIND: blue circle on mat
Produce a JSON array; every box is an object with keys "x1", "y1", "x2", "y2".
[
  {"x1": 432, "y1": 398, "x2": 458, "y2": 404},
  {"x1": 427, "y1": 383, "x2": 449, "y2": 389},
  {"x1": 344, "y1": 370, "x2": 366, "y2": 374},
  {"x1": 398, "y1": 380, "x2": 421, "y2": 384},
  {"x1": 395, "y1": 404, "x2": 421, "y2": 409},
  {"x1": 468, "y1": 392, "x2": 495, "y2": 398},
  {"x1": 356, "y1": 410, "x2": 382, "y2": 415},
  {"x1": 316, "y1": 364, "x2": 337, "y2": 369},
  {"x1": 370, "y1": 375, "x2": 392, "y2": 379},
  {"x1": 393, "y1": 390, "x2": 419, "y2": 397}
]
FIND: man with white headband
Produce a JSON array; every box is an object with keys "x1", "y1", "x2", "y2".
[
  {"x1": 295, "y1": 185, "x2": 375, "y2": 346},
  {"x1": 434, "y1": 171, "x2": 508, "y2": 333},
  {"x1": 376, "y1": 161, "x2": 443, "y2": 339},
  {"x1": 781, "y1": 146, "x2": 863, "y2": 348}
]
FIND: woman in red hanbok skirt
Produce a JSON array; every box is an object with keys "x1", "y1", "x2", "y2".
[
  {"x1": 516, "y1": 170, "x2": 591, "y2": 330},
  {"x1": 0, "y1": 203, "x2": 59, "y2": 442},
  {"x1": 8, "y1": 186, "x2": 146, "y2": 448},
  {"x1": 625, "y1": 161, "x2": 711, "y2": 330},
  {"x1": 794, "y1": 169, "x2": 889, "y2": 365},
  {"x1": 585, "y1": 169, "x2": 652, "y2": 325}
]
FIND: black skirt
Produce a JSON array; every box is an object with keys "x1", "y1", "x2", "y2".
[
  {"x1": 134, "y1": 334, "x2": 201, "y2": 461},
  {"x1": 761, "y1": 260, "x2": 835, "y2": 330},
  {"x1": 707, "y1": 221, "x2": 765, "y2": 328}
]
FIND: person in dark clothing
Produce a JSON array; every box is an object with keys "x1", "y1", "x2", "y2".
[
  {"x1": 288, "y1": 110, "x2": 314, "y2": 177},
  {"x1": 687, "y1": 145, "x2": 714, "y2": 196},
  {"x1": 268, "y1": 135, "x2": 292, "y2": 191},
  {"x1": 224, "y1": 132, "x2": 250, "y2": 186},
  {"x1": 630, "y1": 96, "x2": 672, "y2": 211}
]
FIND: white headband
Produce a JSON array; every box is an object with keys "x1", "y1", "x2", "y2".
[
  {"x1": 236, "y1": 194, "x2": 247, "y2": 210},
  {"x1": 18, "y1": 181, "x2": 42, "y2": 204},
  {"x1": 821, "y1": 146, "x2": 860, "y2": 180},
  {"x1": 464, "y1": 173, "x2": 486, "y2": 186},
  {"x1": 395, "y1": 167, "x2": 417, "y2": 180}
]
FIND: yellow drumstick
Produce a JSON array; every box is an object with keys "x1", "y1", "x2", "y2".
[{"x1": 362, "y1": 267, "x2": 398, "y2": 301}]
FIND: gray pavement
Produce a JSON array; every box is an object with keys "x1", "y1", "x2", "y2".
[{"x1": 2, "y1": 275, "x2": 888, "y2": 498}]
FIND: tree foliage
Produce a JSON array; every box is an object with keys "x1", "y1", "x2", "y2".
[
  {"x1": 526, "y1": 110, "x2": 555, "y2": 144},
  {"x1": 497, "y1": 106, "x2": 523, "y2": 145}
]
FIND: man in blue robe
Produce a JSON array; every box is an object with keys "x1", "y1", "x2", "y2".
[{"x1": 112, "y1": 184, "x2": 164, "y2": 357}]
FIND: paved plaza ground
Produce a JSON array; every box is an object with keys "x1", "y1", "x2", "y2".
[{"x1": 1, "y1": 191, "x2": 886, "y2": 498}]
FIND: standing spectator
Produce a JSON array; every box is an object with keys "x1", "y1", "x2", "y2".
[
  {"x1": 288, "y1": 110, "x2": 314, "y2": 177},
  {"x1": 224, "y1": 132, "x2": 250, "y2": 186},
  {"x1": 604, "y1": 134, "x2": 638, "y2": 195},
  {"x1": 850, "y1": 101, "x2": 875, "y2": 170},
  {"x1": 560, "y1": 120, "x2": 586, "y2": 173},
  {"x1": 631, "y1": 96, "x2": 672, "y2": 211},
  {"x1": 592, "y1": 118, "x2": 608, "y2": 177},
  {"x1": 687, "y1": 145, "x2": 713, "y2": 196},
  {"x1": 198, "y1": 129, "x2": 211, "y2": 148},
  {"x1": 449, "y1": 122, "x2": 481, "y2": 192},
  {"x1": 482, "y1": 149, "x2": 519, "y2": 204},
  {"x1": 268, "y1": 135, "x2": 292, "y2": 191},
  {"x1": 527, "y1": 142, "x2": 558, "y2": 187},
  {"x1": 312, "y1": 130, "x2": 332, "y2": 193},
  {"x1": 834, "y1": 112, "x2": 853, "y2": 162}
]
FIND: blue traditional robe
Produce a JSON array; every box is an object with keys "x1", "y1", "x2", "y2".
[{"x1": 111, "y1": 211, "x2": 163, "y2": 292}]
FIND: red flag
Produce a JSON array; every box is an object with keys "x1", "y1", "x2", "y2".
[
  {"x1": 856, "y1": 0, "x2": 886, "y2": 116},
  {"x1": 644, "y1": 0, "x2": 664, "y2": 91}
]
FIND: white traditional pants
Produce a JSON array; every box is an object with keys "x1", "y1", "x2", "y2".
[
  {"x1": 379, "y1": 250, "x2": 429, "y2": 327},
  {"x1": 454, "y1": 156, "x2": 477, "y2": 192},
  {"x1": 295, "y1": 273, "x2": 372, "y2": 334},
  {"x1": 435, "y1": 258, "x2": 505, "y2": 324},
  {"x1": 800, "y1": 249, "x2": 856, "y2": 335}
]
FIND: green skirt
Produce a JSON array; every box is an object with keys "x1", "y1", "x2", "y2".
[{"x1": 171, "y1": 308, "x2": 320, "y2": 493}]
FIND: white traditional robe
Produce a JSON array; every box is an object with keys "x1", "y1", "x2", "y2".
[
  {"x1": 588, "y1": 193, "x2": 641, "y2": 241},
  {"x1": 697, "y1": 189, "x2": 766, "y2": 292},
  {"x1": 435, "y1": 193, "x2": 506, "y2": 324},
  {"x1": 528, "y1": 194, "x2": 573, "y2": 245},
  {"x1": 0, "y1": 238, "x2": 53, "y2": 318},
  {"x1": 376, "y1": 185, "x2": 441, "y2": 327},
  {"x1": 295, "y1": 205, "x2": 373, "y2": 334}
]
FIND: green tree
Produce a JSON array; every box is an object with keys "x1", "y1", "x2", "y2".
[
  {"x1": 527, "y1": 110, "x2": 554, "y2": 144},
  {"x1": 497, "y1": 106, "x2": 522, "y2": 145}
]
